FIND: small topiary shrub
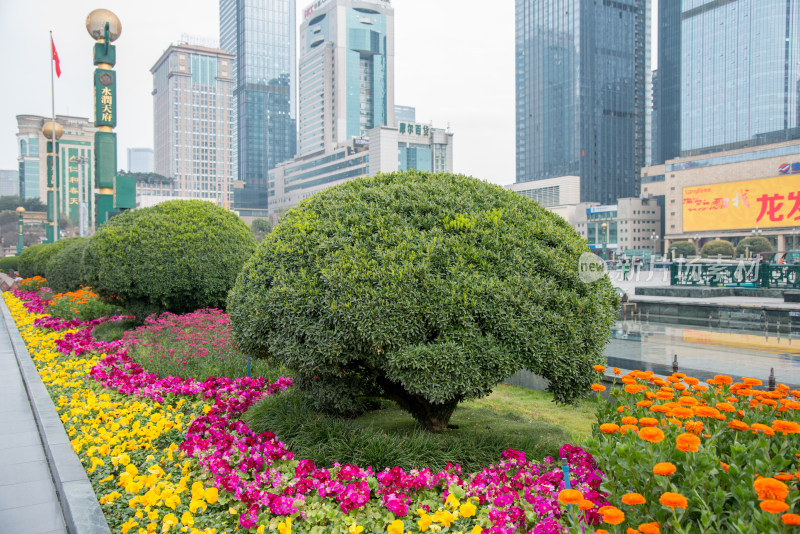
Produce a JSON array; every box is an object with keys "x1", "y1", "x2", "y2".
[
  {"x1": 701, "y1": 239, "x2": 735, "y2": 258},
  {"x1": 735, "y1": 236, "x2": 773, "y2": 258},
  {"x1": 83, "y1": 200, "x2": 257, "y2": 319},
  {"x1": 45, "y1": 238, "x2": 89, "y2": 294},
  {"x1": 0, "y1": 255, "x2": 19, "y2": 273},
  {"x1": 669, "y1": 240, "x2": 696, "y2": 259},
  {"x1": 228, "y1": 171, "x2": 618, "y2": 432},
  {"x1": 18, "y1": 243, "x2": 48, "y2": 278}
]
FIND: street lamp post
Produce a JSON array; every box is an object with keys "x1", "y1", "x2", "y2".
[
  {"x1": 650, "y1": 231, "x2": 659, "y2": 254},
  {"x1": 16, "y1": 207, "x2": 25, "y2": 255},
  {"x1": 42, "y1": 121, "x2": 63, "y2": 243},
  {"x1": 601, "y1": 222, "x2": 608, "y2": 261}
]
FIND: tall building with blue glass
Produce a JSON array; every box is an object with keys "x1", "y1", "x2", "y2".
[
  {"x1": 220, "y1": 0, "x2": 297, "y2": 214},
  {"x1": 656, "y1": 0, "x2": 799, "y2": 162},
  {"x1": 515, "y1": 0, "x2": 650, "y2": 205},
  {"x1": 297, "y1": 0, "x2": 394, "y2": 156}
]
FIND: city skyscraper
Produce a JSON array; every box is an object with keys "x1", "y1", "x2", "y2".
[
  {"x1": 515, "y1": 0, "x2": 650, "y2": 205},
  {"x1": 297, "y1": 0, "x2": 394, "y2": 155},
  {"x1": 220, "y1": 0, "x2": 297, "y2": 214},
  {"x1": 657, "y1": 0, "x2": 799, "y2": 161},
  {"x1": 127, "y1": 148, "x2": 154, "y2": 173},
  {"x1": 150, "y1": 42, "x2": 235, "y2": 206}
]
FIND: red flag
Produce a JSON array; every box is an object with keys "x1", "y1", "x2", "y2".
[{"x1": 51, "y1": 37, "x2": 61, "y2": 78}]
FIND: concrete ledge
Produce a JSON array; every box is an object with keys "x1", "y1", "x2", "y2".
[
  {"x1": 0, "y1": 297, "x2": 111, "y2": 534},
  {"x1": 635, "y1": 286, "x2": 786, "y2": 299}
]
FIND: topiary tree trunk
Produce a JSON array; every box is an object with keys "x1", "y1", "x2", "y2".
[{"x1": 376, "y1": 375, "x2": 460, "y2": 432}]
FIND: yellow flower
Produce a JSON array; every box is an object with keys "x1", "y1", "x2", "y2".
[
  {"x1": 191, "y1": 481, "x2": 205, "y2": 501},
  {"x1": 164, "y1": 494, "x2": 181, "y2": 510},
  {"x1": 189, "y1": 500, "x2": 207, "y2": 514},
  {"x1": 417, "y1": 515, "x2": 432, "y2": 532},
  {"x1": 162, "y1": 513, "x2": 179, "y2": 533},
  {"x1": 349, "y1": 524, "x2": 364, "y2": 534},
  {"x1": 445, "y1": 493, "x2": 460, "y2": 509},
  {"x1": 387, "y1": 519, "x2": 405, "y2": 534},
  {"x1": 277, "y1": 517, "x2": 292, "y2": 534},
  {"x1": 203, "y1": 487, "x2": 219, "y2": 504},
  {"x1": 181, "y1": 511, "x2": 194, "y2": 527},
  {"x1": 469, "y1": 527, "x2": 482, "y2": 534},
  {"x1": 459, "y1": 500, "x2": 477, "y2": 518}
]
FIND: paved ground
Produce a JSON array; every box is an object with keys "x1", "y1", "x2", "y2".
[{"x1": 0, "y1": 314, "x2": 67, "y2": 534}]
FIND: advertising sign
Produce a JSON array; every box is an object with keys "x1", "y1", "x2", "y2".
[
  {"x1": 398, "y1": 122, "x2": 430, "y2": 137},
  {"x1": 67, "y1": 149, "x2": 80, "y2": 224},
  {"x1": 683, "y1": 175, "x2": 800, "y2": 231}
]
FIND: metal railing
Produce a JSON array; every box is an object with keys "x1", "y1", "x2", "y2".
[{"x1": 670, "y1": 260, "x2": 800, "y2": 288}]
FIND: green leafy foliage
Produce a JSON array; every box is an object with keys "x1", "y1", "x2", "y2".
[
  {"x1": 48, "y1": 288, "x2": 117, "y2": 321},
  {"x1": 700, "y1": 239, "x2": 735, "y2": 258},
  {"x1": 45, "y1": 238, "x2": 89, "y2": 293},
  {"x1": 670, "y1": 240, "x2": 696, "y2": 259},
  {"x1": 250, "y1": 218, "x2": 273, "y2": 241},
  {"x1": 0, "y1": 196, "x2": 46, "y2": 212},
  {"x1": 17, "y1": 238, "x2": 84, "y2": 278},
  {"x1": 228, "y1": 171, "x2": 618, "y2": 431},
  {"x1": 0, "y1": 255, "x2": 19, "y2": 272},
  {"x1": 83, "y1": 200, "x2": 257, "y2": 319},
  {"x1": 735, "y1": 236, "x2": 773, "y2": 258}
]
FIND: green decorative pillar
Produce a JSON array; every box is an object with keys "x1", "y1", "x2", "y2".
[
  {"x1": 16, "y1": 207, "x2": 25, "y2": 255},
  {"x1": 42, "y1": 121, "x2": 63, "y2": 243},
  {"x1": 87, "y1": 9, "x2": 134, "y2": 227}
]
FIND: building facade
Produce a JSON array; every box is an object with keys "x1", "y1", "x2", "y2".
[
  {"x1": 394, "y1": 105, "x2": 415, "y2": 124},
  {"x1": 0, "y1": 170, "x2": 19, "y2": 197},
  {"x1": 151, "y1": 43, "x2": 236, "y2": 207},
  {"x1": 656, "y1": 0, "x2": 799, "y2": 162},
  {"x1": 220, "y1": 0, "x2": 297, "y2": 215},
  {"x1": 268, "y1": 122, "x2": 453, "y2": 219},
  {"x1": 573, "y1": 197, "x2": 663, "y2": 256},
  {"x1": 515, "y1": 0, "x2": 650, "y2": 205},
  {"x1": 16, "y1": 115, "x2": 97, "y2": 234},
  {"x1": 127, "y1": 148, "x2": 154, "y2": 173},
  {"x1": 642, "y1": 139, "x2": 800, "y2": 253},
  {"x1": 297, "y1": 0, "x2": 394, "y2": 156}
]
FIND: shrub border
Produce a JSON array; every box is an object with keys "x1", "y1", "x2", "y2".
[{"x1": 0, "y1": 296, "x2": 111, "y2": 534}]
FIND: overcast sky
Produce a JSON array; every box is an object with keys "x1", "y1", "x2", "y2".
[{"x1": 0, "y1": 1, "x2": 656, "y2": 188}]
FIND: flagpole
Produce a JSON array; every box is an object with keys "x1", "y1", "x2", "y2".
[{"x1": 50, "y1": 30, "x2": 58, "y2": 241}]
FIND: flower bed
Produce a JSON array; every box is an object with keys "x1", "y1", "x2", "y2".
[
  {"x1": 584, "y1": 367, "x2": 800, "y2": 532},
  {"x1": 5, "y1": 288, "x2": 609, "y2": 534}
]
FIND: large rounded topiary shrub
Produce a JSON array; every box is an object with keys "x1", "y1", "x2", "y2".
[
  {"x1": 0, "y1": 255, "x2": 20, "y2": 273},
  {"x1": 228, "y1": 171, "x2": 618, "y2": 432},
  {"x1": 83, "y1": 200, "x2": 257, "y2": 318},
  {"x1": 701, "y1": 239, "x2": 735, "y2": 258},
  {"x1": 669, "y1": 240, "x2": 696, "y2": 259},
  {"x1": 45, "y1": 237, "x2": 89, "y2": 294},
  {"x1": 18, "y1": 242, "x2": 49, "y2": 278},
  {"x1": 735, "y1": 236, "x2": 773, "y2": 258}
]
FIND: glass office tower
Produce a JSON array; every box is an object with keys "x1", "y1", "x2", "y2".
[
  {"x1": 659, "y1": 0, "x2": 799, "y2": 158},
  {"x1": 220, "y1": 0, "x2": 297, "y2": 214},
  {"x1": 515, "y1": 0, "x2": 650, "y2": 205}
]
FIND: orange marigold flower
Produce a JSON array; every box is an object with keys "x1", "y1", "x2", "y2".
[
  {"x1": 678, "y1": 396, "x2": 698, "y2": 406},
  {"x1": 594, "y1": 365, "x2": 606, "y2": 372},
  {"x1": 653, "y1": 462, "x2": 676, "y2": 476},
  {"x1": 784, "y1": 400, "x2": 800, "y2": 410},
  {"x1": 693, "y1": 406, "x2": 721, "y2": 419},
  {"x1": 638, "y1": 523, "x2": 660, "y2": 534},
  {"x1": 666, "y1": 418, "x2": 682, "y2": 427},
  {"x1": 736, "y1": 410, "x2": 746, "y2": 419},
  {"x1": 670, "y1": 407, "x2": 694, "y2": 419},
  {"x1": 782, "y1": 514, "x2": 800, "y2": 526},
  {"x1": 684, "y1": 421, "x2": 704, "y2": 435},
  {"x1": 637, "y1": 400, "x2": 653, "y2": 408},
  {"x1": 761, "y1": 399, "x2": 778, "y2": 407},
  {"x1": 639, "y1": 427, "x2": 665, "y2": 443},
  {"x1": 683, "y1": 376, "x2": 699, "y2": 385},
  {"x1": 617, "y1": 406, "x2": 628, "y2": 413},
  {"x1": 625, "y1": 384, "x2": 646, "y2": 394},
  {"x1": 591, "y1": 384, "x2": 607, "y2": 392},
  {"x1": 622, "y1": 376, "x2": 636, "y2": 385},
  {"x1": 692, "y1": 385, "x2": 708, "y2": 392},
  {"x1": 713, "y1": 375, "x2": 733, "y2": 385},
  {"x1": 673, "y1": 372, "x2": 686, "y2": 379},
  {"x1": 613, "y1": 367, "x2": 621, "y2": 375},
  {"x1": 620, "y1": 424, "x2": 639, "y2": 435},
  {"x1": 659, "y1": 492, "x2": 688, "y2": 509},
  {"x1": 626, "y1": 529, "x2": 640, "y2": 534},
  {"x1": 673, "y1": 383, "x2": 687, "y2": 391},
  {"x1": 638, "y1": 417, "x2": 658, "y2": 427},
  {"x1": 595, "y1": 530, "x2": 611, "y2": 534},
  {"x1": 772, "y1": 420, "x2": 800, "y2": 435},
  {"x1": 634, "y1": 370, "x2": 654, "y2": 380},
  {"x1": 621, "y1": 493, "x2": 646, "y2": 506},
  {"x1": 676, "y1": 433, "x2": 701, "y2": 452},
  {"x1": 760, "y1": 500, "x2": 789, "y2": 514},
  {"x1": 578, "y1": 499, "x2": 595, "y2": 510},
  {"x1": 716, "y1": 402, "x2": 736, "y2": 412},
  {"x1": 558, "y1": 489, "x2": 583, "y2": 505},
  {"x1": 621, "y1": 416, "x2": 638, "y2": 425},
  {"x1": 728, "y1": 420, "x2": 749, "y2": 431},
  {"x1": 655, "y1": 391, "x2": 674, "y2": 400},
  {"x1": 600, "y1": 506, "x2": 625, "y2": 525},
  {"x1": 650, "y1": 404, "x2": 669, "y2": 413},
  {"x1": 720, "y1": 462, "x2": 730, "y2": 473},
  {"x1": 751, "y1": 423, "x2": 776, "y2": 437},
  {"x1": 600, "y1": 423, "x2": 620, "y2": 434},
  {"x1": 743, "y1": 377, "x2": 763, "y2": 386},
  {"x1": 753, "y1": 478, "x2": 789, "y2": 501},
  {"x1": 774, "y1": 472, "x2": 794, "y2": 481},
  {"x1": 645, "y1": 391, "x2": 657, "y2": 399}
]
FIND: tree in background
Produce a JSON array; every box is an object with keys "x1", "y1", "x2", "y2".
[
  {"x1": 251, "y1": 218, "x2": 273, "y2": 241},
  {"x1": 700, "y1": 239, "x2": 735, "y2": 259},
  {"x1": 735, "y1": 236, "x2": 773, "y2": 259},
  {"x1": 228, "y1": 171, "x2": 618, "y2": 432},
  {"x1": 669, "y1": 240, "x2": 696, "y2": 259}
]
